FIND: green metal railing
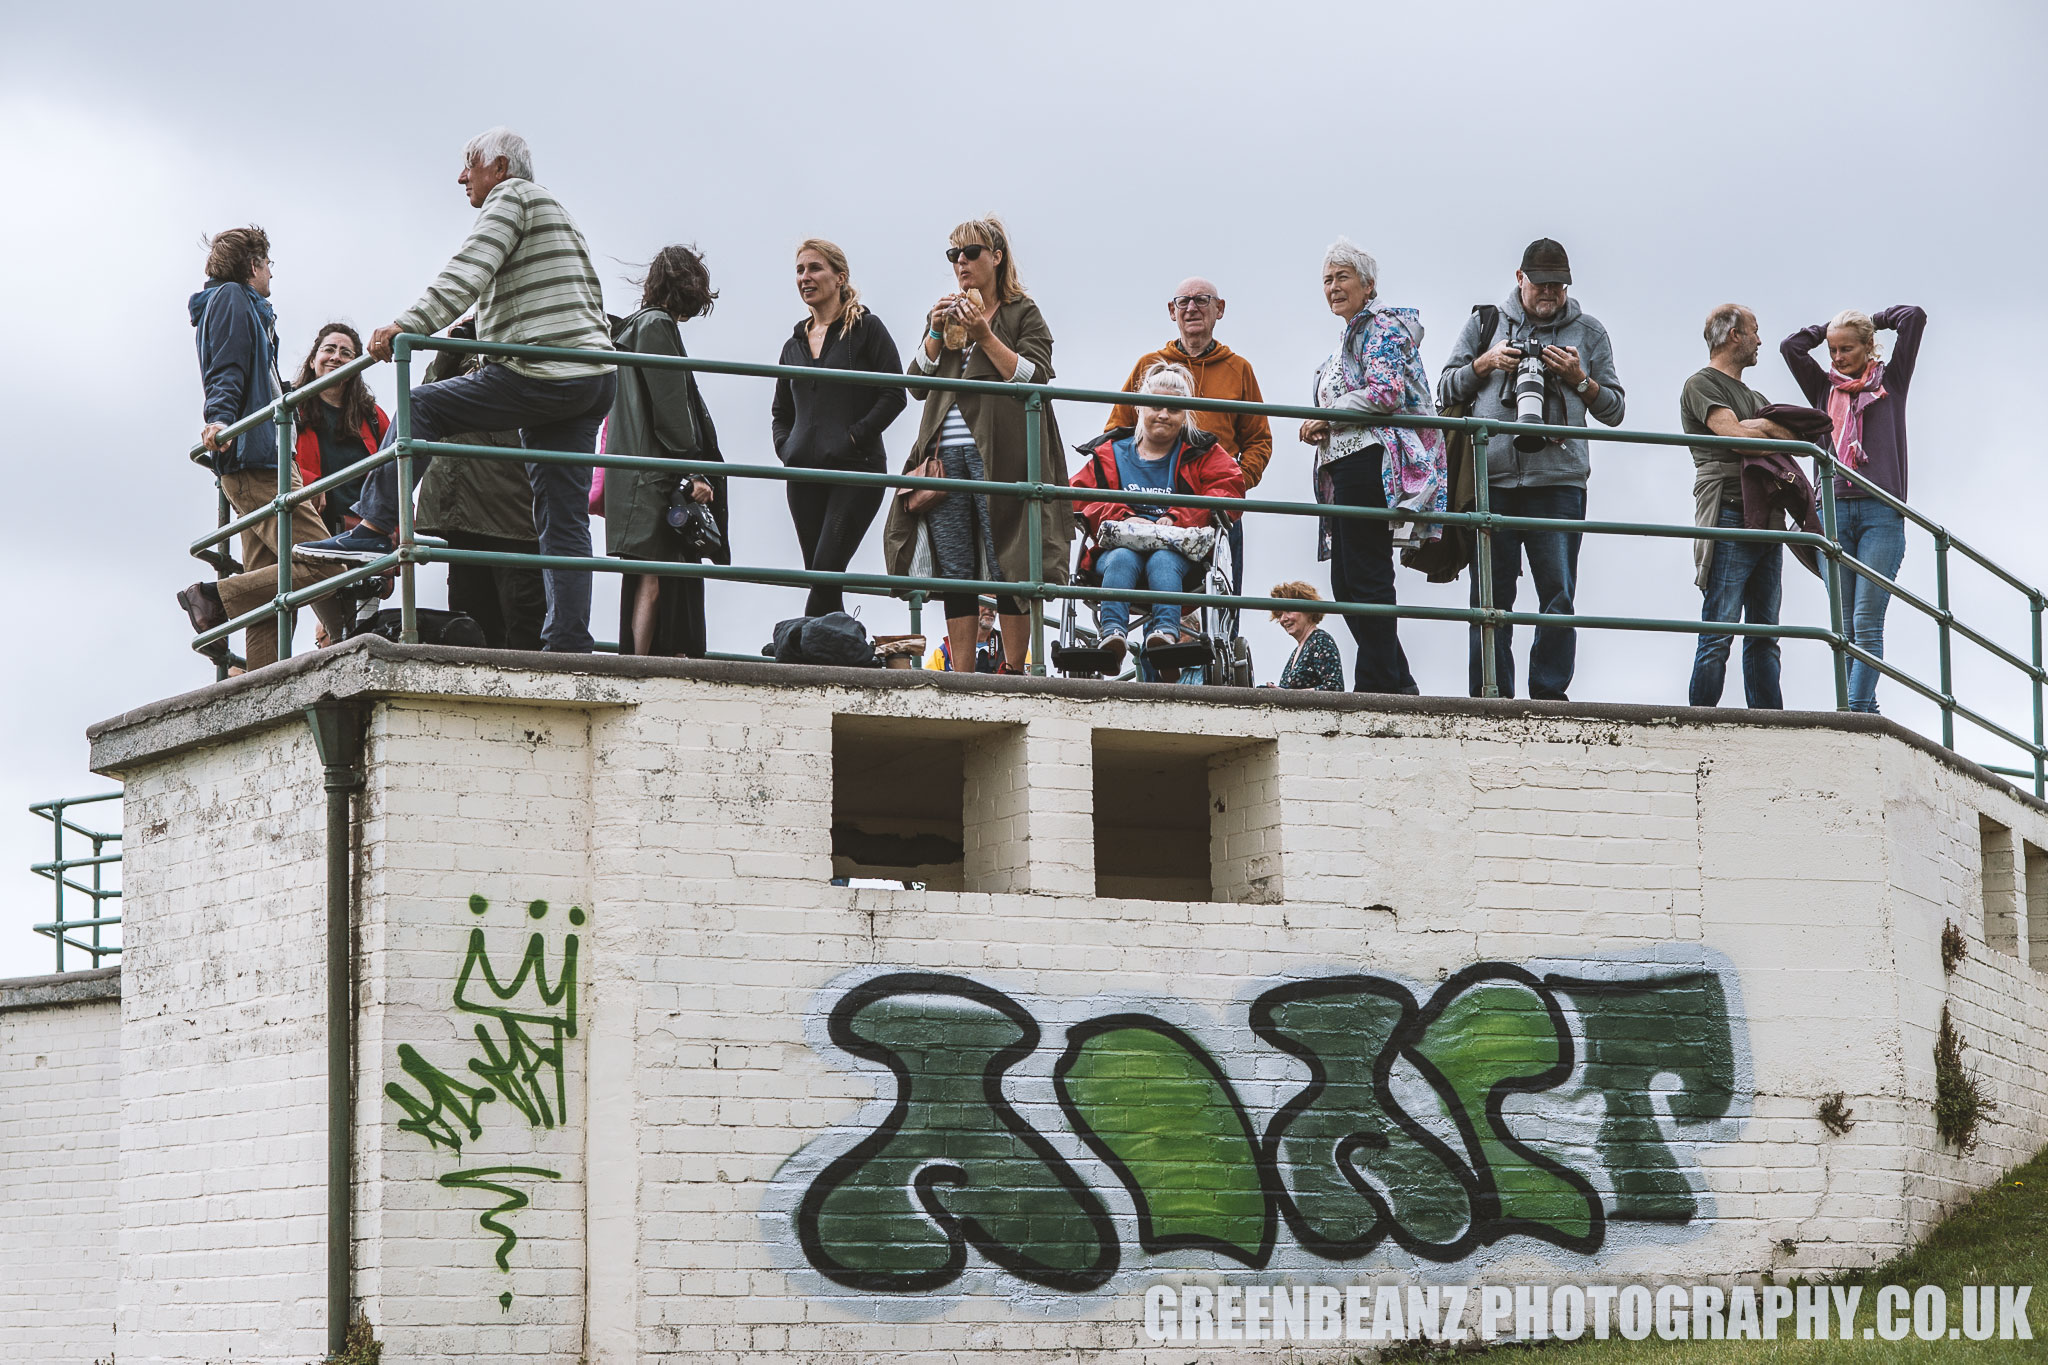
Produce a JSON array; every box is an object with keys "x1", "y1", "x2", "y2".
[
  {"x1": 182, "y1": 334, "x2": 2048, "y2": 800},
  {"x1": 30, "y1": 792, "x2": 122, "y2": 972}
]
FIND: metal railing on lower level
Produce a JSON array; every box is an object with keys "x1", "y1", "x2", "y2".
[
  {"x1": 29, "y1": 792, "x2": 122, "y2": 972},
  {"x1": 181, "y1": 334, "x2": 2048, "y2": 800}
]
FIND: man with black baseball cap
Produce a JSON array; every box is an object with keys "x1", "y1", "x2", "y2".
[{"x1": 1437, "y1": 237, "x2": 1626, "y2": 700}]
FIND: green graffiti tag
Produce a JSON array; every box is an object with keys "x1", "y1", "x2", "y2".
[
  {"x1": 795, "y1": 974, "x2": 1117, "y2": 1292},
  {"x1": 786, "y1": 959, "x2": 1744, "y2": 1292},
  {"x1": 1056, "y1": 1016, "x2": 1275, "y2": 1266},
  {"x1": 384, "y1": 894, "x2": 581, "y2": 1306}
]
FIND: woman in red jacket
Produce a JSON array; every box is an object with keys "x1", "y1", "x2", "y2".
[
  {"x1": 290, "y1": 323, "x2": 389, "y2": 535},
  {"x1": 1069, "y1": 362, "x2": 1244, "y2": 673}
]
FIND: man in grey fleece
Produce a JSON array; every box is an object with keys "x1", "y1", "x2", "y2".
[{"x1": 1437, "y1": 238, "x2": 1625, "y2": 700}]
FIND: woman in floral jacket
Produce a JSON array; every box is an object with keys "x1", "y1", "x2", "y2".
[{"x1": 1297, "y1": 238, "x2": 1447, "y2": 694}]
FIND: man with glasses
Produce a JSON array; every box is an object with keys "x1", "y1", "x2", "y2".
[
  {"x1": 179, "y1": 225, "x2": 352, "y2": 668},
  {"x1": 1104, "y1": 278, "x2": 1270, "y2": 595},
  {"x1": 1436, "y1": 238, "x2": 1626, "y2": 701}
]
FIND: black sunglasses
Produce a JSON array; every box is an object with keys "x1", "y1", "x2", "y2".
[{"x1": 945, "y1": 244, "x2": 992, "y2": 264}]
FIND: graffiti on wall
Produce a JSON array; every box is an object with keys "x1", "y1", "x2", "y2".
[
  {"x1": 384, "y1": 893, "x2": 581, "y2": 1308},
  {"x1": 779, "y1": 959, "x2": 1744, "y2": 1296}
]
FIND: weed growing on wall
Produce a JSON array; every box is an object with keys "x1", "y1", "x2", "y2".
[
  {"x1": 1933, "y1": 1005, "x2": 1995, "y2": 1151},
  {"x1": 320, "y1": 1314, "x2": 381, "y2": 1364},
  {"x1": 1818, "y1": 1091, "x2": 1856, "y2": 1136},
  {"x1": 1941, "y1": 919, "x2": 1968, "y2": 974}
]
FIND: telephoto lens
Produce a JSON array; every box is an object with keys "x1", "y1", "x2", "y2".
[{"x1": 1513, "y1": 344, "x2": 1549, "y2": 452}]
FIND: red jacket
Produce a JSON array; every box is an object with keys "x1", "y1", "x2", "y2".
[
  {"x1": 1069, "y1": 428, "x2": 1245, "y2": 571},
  {"x1": 294, "y1": 405, "x2": 389, "y2": 490}
]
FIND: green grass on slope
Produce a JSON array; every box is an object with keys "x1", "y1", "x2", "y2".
[{"x1": 1385, "y1": 1144, "x2": 2046, "y2": 1364}]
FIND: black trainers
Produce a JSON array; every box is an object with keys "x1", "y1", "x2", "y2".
[{"x1": 296, "y1": 524, "x2": 396, "y2": 564}]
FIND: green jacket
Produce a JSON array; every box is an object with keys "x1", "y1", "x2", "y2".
[
  {"x1": 414, "y1": 348, "x2": 536, "y2": 543},
  {"x1": 603, "y1": 307, "x2": 728, "y2": 564}
]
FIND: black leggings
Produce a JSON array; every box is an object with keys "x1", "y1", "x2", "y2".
[
  {"x1": 944, "y1": 593, "x2": 1022, "y2": 620},
  {"x1": 787, "y1": 480, "x2": 885, "y2": 618}
]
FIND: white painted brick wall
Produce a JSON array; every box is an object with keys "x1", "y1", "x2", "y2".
[
  {"x1": 0, "y1": 990, "x2": 120, "y2": 1364},
  {"x1": 79, "y1": 660, "x2": 2048, "y2": 1363}
]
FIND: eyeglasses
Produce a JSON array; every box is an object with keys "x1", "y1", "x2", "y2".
[
  {"x1": 316, "y1": 343, "x2": 357, "y2": 358},
  {"x1": 1169, "y1": 294, "x2": 1217, "y2": 312},
  {"x1": 945, "y1": 244, "x2": 990, "y2": 264}
]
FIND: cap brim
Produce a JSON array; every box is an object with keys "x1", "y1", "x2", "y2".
[{"x1": 1523, "y1": 268, "x2": 1571, "y2": 285}]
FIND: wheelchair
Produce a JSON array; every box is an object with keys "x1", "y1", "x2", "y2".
[{"x1": 1049, "y1": 509, "x2": 1253, "y2": 686}]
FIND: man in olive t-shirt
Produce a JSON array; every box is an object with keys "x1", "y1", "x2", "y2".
[{"x1": 1680, "y1": 304, "x2": 1795, "y2": 709}]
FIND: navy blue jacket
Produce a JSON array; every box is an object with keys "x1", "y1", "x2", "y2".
[{"x1": 189, "y1": 280, "x2": 281, "y2": 474}]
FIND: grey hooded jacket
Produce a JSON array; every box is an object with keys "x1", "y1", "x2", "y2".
[{"x1": 1436, "y1": 292, "x2": 1625, "y2": 488}]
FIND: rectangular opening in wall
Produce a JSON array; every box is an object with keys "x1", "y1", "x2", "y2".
[
  {"x1": 831, "y1": 715, "x2": 1025, "y2": 893},
  {"x1": 1091, "y1": 730, "x2": 1280, "y2": 903},
  {"x1": 1979, "y1": 814, "x2": 2018, "y2": 956},
  {"x1": 2026, "y1": 840, "x2": 2048, "y2": 974}
]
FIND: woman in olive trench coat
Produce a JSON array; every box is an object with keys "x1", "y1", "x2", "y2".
[
  {"x1": 881, "y1": 218, "x2": 1072, "y2": 672},
  {"x1": 605, "y1": 246, "x2": 729, "y2": 657}
]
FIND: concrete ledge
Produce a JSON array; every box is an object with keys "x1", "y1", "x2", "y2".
[
  {"x1": 86, "y1": 634, "x2": 2046, "y2": 813},
  {"x1": 0, "y1": 967, "x2": 120, "y2": 1014}
]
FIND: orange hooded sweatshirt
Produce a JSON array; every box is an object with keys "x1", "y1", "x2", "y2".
[{"x1": 1105, "y1": 339, "x2": 1273, "y2": 488}]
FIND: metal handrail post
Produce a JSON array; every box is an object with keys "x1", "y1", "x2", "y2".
[
  {"x1": 394, "y1": 339, "x2": 419, "y2": 644},
  {"x1": 1816, "y1": 451, "x2": 1850, "y2": 710},
  {"x1": 908, "y1": 591, "x2": 925, "y2": 640},
  {"x1": 215, "y1": 487, "x2": 232, "y2": 681},
  {"x1": 1935, "y1": 530, "x2": 1954, "y2": 748},
  {"x1": 2033, "y1": 594, "x2": 2045, "y2": 799},
  {"x1": 1025, "y1": 392, "x2": 1046, "y2": 675},
  {"x1": 90, "y1": 829, "x2": 107, "y2": 963},
  {"x1": 1472, "y1": 426, "x2": 1498, "y2": 698},
  {"x1": 275, "y1": 401, "x2": 295, "y2": 659},
  {"x1": 50, "y1": 797, "x2": 65, "y2": 973}
]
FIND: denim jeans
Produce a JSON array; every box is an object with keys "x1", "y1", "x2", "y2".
[
  {"x1": 1097, "y1": 545, "x2": 1191, "y2": 640},
  {"x1": 1468, "y1": 484, "x2": 1585, "y2": 699},
  {"x1": 1689, "y1": 502, "x2": 1783, "y2": 708},
  {"x1": 1327, "y1": 448, "x2": 1417, "y2": 694},
  {"x1": 1834, "y1": 496, "x2": 1907, "y2": 712},
  {"x1": 353, "y1": 363, "x2": 617, "y2": 653}
]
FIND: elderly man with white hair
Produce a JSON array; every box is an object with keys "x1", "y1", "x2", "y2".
[
  {"x1": 1105, "y1": 274, "x2": 1270, "y2": 597},
  {"x1": 1296, "y1": 238, "x2": 1447, "y2": 694},
  {"x1": 299, "y1": 126, "x2": 615, "y2": 653}
]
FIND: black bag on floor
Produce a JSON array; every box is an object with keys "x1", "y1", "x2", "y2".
[
  {"x1": 354, "y1": 608, "x2": 487, "y2": 648},
  {"x1": 764, "y1": 612, "x2": 880, "y2": 667}
]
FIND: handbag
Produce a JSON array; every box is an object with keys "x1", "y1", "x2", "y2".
[
  {"x1": 666, "y1": 484, "x2": 726, "y2": 559},
  {"x1": 899, "y1": 453, "x2": 948, "y2": 516},
  {"x1": 1096, "y1": 517, "x2": 1217, "y2": 562}
]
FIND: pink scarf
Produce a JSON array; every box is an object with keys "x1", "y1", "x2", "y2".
[{"x1": 1826, "y1": 362, "x2": 1887, "y2": 468}]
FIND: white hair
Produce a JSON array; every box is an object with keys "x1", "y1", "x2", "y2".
[
  {"x1": 1322, "y1": 237, "x2": 1379, "y2": 292},
  {"x1": 1827, "y1": 308, "x2": 1883, "y2": 360},
  {"x1": 462, "y1": 127, "x2": 533, "y2": 181},
  {"x1": 1704, "y1": 303, "x2": 1753, "y2": 352},
  {"x1": 1138, "y1": 360, "x2": 1200, "y2": 434}
]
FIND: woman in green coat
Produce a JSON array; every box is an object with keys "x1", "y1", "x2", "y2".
[
  {"x1": 605, "y1": 245, "x2": 729, "y2": 656},
  {"x1": 880, "y1": 217, "x2": 1072, "y2": 673}
]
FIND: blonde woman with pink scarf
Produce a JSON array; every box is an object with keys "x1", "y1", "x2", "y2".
[{"x1": 1782, "y1": 304, "x2": 1927, "y2": 713}]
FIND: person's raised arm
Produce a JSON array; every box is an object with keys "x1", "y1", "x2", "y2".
[
  {"x1": 1874, "y1": 304, "x2": 1927, "y2": 393},
  {"x1": 379, "y1": 185, "x2": 525, "y2": 358},
  {"x1": 1779, "y1": 322, "x2": 1831, "y2": 407}
]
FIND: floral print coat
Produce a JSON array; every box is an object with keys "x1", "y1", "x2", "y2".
[{"x1": 1310, "y1": 303, "x2": 1449, "y2": 560}]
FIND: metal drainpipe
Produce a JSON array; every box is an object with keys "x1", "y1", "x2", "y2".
[{"x1": 304, "y1": 701, "x2": 366, "y2": 1357}]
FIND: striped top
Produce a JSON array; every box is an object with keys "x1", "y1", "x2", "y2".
[
  {"x1": 394, "y1": 178, "x2": 614, "y2": 380},
  {"x1": 938, "y1": 407, "x2": 974, "y2": 447}
]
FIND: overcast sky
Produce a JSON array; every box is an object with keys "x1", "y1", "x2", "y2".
[{"x1": 3, "y1": 1, "x2": 2044, "y2": 977}]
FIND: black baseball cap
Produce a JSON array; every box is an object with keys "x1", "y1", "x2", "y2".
[{"x1": 1520, "y1": 238, "x2": 1572, "y2": 285}]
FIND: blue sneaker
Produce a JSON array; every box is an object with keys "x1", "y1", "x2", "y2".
[{"x1": 296, "y1": 524, "x2": 395, "y2": 564}]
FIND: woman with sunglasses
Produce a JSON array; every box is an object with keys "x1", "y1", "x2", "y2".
[{"x1": 881, "y1": 217, "x2": 1072, "y2": 673}]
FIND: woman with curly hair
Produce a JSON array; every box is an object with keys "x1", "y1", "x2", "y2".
[
  {"x1": 606, "y1": 244, "x2": 730, "y2": 656},
  {"x1": 289, "y1": 323, "x2": 388, "y2": 534}
]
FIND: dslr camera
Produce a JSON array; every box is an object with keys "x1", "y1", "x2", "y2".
[{"x1": 1502, "y1": 336, "x2": 1553, "y2": 453}]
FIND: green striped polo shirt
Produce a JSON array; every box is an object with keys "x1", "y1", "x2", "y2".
[{"x1": 395, "y1": 178, "x2": 615, "y2": 380}]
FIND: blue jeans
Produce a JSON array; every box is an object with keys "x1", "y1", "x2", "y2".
[
  {"x1": 1834, "y1": 497, "x2": 1907, "y2": 712},
  {"x1": 1689, "y1": 502, "x2": 1783, "y2": 708},
  {"x1": 1469, "y1": 484, "x2": 1584, "y2": 700},
  {"x1": 1097, "y1": 545, "x2": 1191, "y2": 641},
  {"x1": 354, "y1": 363, "x2": 617, "y2": 653}
]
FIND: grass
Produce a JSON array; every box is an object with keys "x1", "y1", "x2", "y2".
[{"x1": 1381, "y1": 1144, "x2": 2045, "y2": 1364}]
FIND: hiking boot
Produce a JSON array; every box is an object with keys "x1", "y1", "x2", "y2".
[{"x1": 177, "y1": 582, "x2": 230, "y2": 659}]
